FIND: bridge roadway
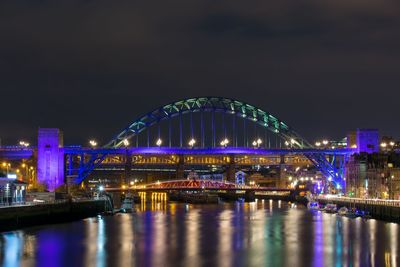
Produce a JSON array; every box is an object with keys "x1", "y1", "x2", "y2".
[
  {"x1": 0, "y1": 147, "x2": 34, "y2": 160},
  {"x1": 0, "y1": 146, "x2": 355, "y2": 159},
  {"x1": 64, "y1": 147, "x2": 355, "y2": 155}
]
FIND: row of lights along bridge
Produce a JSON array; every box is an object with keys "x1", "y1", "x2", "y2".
[{"x1": 88, "y1": 138, "x2": 300, "y2": 148}]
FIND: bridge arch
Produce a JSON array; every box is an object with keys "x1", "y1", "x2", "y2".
[
  {"x1": 71, "y1": 96, "x2": 344, "y2": 185},
  {"x1": 106, "y1": 96, "x2": 312, "y2": 149}
]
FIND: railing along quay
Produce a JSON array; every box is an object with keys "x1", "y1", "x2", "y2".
[{"x1": 317, "y1": 196, "x2": 400, "y2": 207}]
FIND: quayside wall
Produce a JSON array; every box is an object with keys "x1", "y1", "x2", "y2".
[{"x1": 0, "y1": 199, "x2": 108, "y2": 232}]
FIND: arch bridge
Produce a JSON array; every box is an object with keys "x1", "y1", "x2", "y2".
[{"x1": 64, "y1": 97, "x2": 353, "y2": 188}]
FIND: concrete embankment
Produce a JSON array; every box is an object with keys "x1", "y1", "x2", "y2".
[
  {"x1": 318, "y1": 198, "x2": 400, "y2": 222},
  {"x1": 0, "y1": 199, "x2": 109, "y2": 232}
]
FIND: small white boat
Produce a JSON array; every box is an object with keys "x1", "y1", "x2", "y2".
[
  {"x1": 324, "y1": 204, "x2": 337, "y2": 213},
  {"x1": 338, "y1": 207, "x2": 348, "y2": 216},
  {"x1": 307, "y1": 201, "x2": 320, "y2": 210},
  {"x1": 345, "y1": 210, "x2": 358, "y2": 219},
  {"x1": 120, "y1": 197, "x2": 134, "y2": 213}
]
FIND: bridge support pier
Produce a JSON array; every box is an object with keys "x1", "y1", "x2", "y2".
[
  {"x1": 278, "y1": 155, "x2": 288, "y2": 188},
  {"x1": 123, "y1": 152, "x2": 132, "y2": 186},
  {"x1": 176, "y1": 155, "x2": 185, "y2": 179},
  {"x1": 226, "y1": 155, "x2": 235, "y2": 183},
  {"x1": 244, "y1": 190, "x2": 255, "y2": 202}
]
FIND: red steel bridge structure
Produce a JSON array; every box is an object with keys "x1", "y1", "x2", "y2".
[{"x1": 104, "y1": 179, "x2": 294, "y2": 192}]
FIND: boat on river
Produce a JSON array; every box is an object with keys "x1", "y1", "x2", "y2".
[
  {"x1": 324, "y1": 204, "x2": 337, "y2": 213},
  {"x1": 345, "y1": 209, "x2": 358, "y2": 219},
  {"x1": 337, "y1": 207, "x2": 367, "y2": 219},
  {"x1": 307, "y1": 201, "x2": 320, "y2": 210},
  {"x1": 338, "y1": 207, "x2": 348, "y2": 216},
  {"x1": 355, "y1": 209, "x2": 371, "y2": 219},
  {"x1": 120, "y1": 195, "x2": 134, "y2": 213}
]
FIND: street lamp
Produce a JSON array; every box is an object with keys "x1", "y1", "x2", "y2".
[
  {"x1": 21, "y1": 163, "x2": 29, "y2": 181},
  {"x1": 89, "y1": 140, "x2": 97, "y2": 147},
  {"x1": 315, "y1": 142, "x2": 321, "y2": 147},
  {"x1": 188, "y1": 138, "x2": 196, "y2": 148},
  {"x1": 122, "y1": 138, "x2": 130, "y2": 146},
  {"x1": 252, "y1": 140, "x2": 257, "y2": 148},
  {"x1": 252, "y1": 138, "x2": 262, "y2": 148},
  {"x1": 322, "y1": 140, "x2": 329, "y2": 146},
  {"x1": 257, "y1": 138, "x2": 262, "y2": 146},
  {"x1": 220, "y1": 138, "x2": 229, "y2": 147},
  {"x1": 287, "y1": 138, "x2": 295, "y2": 148},
  {"x1": 29, "y1": 166, "x2": 34, "y2": 183},
  {"x1": 156, "y1": 138, "x2": 162, "y2": 147},
  {"x1": 19, "y1": 141, "x2": 29, "y2": 147},
  {"x1": 2, "y1": 162, "x2": 11, "y2": 175}
]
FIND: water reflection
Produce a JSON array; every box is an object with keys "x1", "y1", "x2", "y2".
[
  {"x1": 388, "y1": 223, "x2": 398, "y2": 267},
  {"x1": 284, "y1": 208, "x2": 301, "y2": 266},
  {"x1": 96, "y1": 217, "x2": 106, "y2": 267},
  {"x1": 117, "y1": 215, "x2": 134, "y2": 267},
  {"x1": 218, "y1": 210, "x2": 233, "y2": 267},
  {"x1": 0, "y1": 201, "x2": 399, "y2": 267},
  {"x1": 313, "y1": 211, "x2": 324, "y2": 267},
  {"x1": 369, "y1": 219, "x2": 377, "y2": 266},
  {"x1": 2, "y1": 232, "x2": 23, "y2": 267},
  {"x1": 183, "y1": 209, "x2": 200, "y2": 267}
]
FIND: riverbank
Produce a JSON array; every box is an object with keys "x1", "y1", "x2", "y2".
[{"x1": 0, "y1": 199, "x2": 109, "y2": 232}]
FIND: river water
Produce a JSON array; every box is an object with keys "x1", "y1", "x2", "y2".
[{"x1": 0, "y1": 200, "x2": 398, "y2": 267}]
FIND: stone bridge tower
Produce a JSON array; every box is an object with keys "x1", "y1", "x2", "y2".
[{"x1": 37, "y1": 128, "x2": 64, "y2": 191}]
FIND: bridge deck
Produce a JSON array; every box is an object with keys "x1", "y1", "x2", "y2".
[{"x1": 64, "y1": 147, "x2": 354, "y2": 155}]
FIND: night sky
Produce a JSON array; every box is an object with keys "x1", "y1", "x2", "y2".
[{"x1": 1, "y1": 0, "x2": 399, "y2": 146}]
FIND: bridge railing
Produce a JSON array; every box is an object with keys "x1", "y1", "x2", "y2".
[{"x1": 317, "y1": 195, "x2": 400, "y2": 207}]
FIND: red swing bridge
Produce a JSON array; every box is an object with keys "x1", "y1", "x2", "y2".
[{"x1": 104, "y1": 179, "x2": 293, "y2": 192}]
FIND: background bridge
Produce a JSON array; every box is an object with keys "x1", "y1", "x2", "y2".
[
  {"x1": 0, "y1": 97, "x2": 355, "y2": 193},
  {"x1": 62, "y1": 97, "x2": 353, "y2": 192}
]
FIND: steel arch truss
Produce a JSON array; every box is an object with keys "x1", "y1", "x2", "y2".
[
  {"x1": 106, "y1": 97, "x2": 310, "y2": 148},
  {"x1": 72, "y1": 97, "x2": 345, "y2": 185}
]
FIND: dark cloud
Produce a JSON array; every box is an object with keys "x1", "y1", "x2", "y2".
[{"x1": 0, "y1": 0, "x2": 399, "y2": 145}]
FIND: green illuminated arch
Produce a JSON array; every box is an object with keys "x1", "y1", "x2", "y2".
[{"x1": 106, "y1": 96, "x2": 312, "y2": 148}]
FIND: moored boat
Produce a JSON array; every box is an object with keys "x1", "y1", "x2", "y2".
[
  {"x1": 345, "y1": 210, "x2": 358, "y2": 219},
  {"x1": 324, "y1": 204, "x2": 337, "y2": 213},
  {"x1": 307, "y1": 201, "x2": 320, "y2": 210},
  {"x1": 120, "y1": 196, "x2": 134, "y2": 213},
  {"x1": 355, "y1": 209, "x2": 371, "y2": 219},
  {"x1": 338, "y1": 207, "x2": 348, "y2": 216}
]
